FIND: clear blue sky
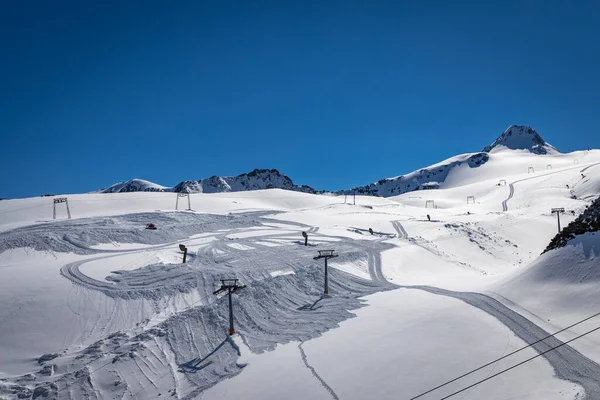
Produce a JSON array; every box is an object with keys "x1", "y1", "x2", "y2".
[{"x1": 1, "y1": 1, "x2": 599, "y2": 198}]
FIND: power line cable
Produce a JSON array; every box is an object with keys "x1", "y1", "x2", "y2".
[
  {"x1": 121, "y1": 303, "x2": 600, "y2": 399},
  {"x1": 409, "y1": 309, "x2": 600, "y2": 399},
  {"x1": 437, "y1": 325, "x2": 600, "y2": 400}
]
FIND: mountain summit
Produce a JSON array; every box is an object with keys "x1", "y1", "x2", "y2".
[{"x1": 482, "y1": 125, "x2": 558, "y2": 155}]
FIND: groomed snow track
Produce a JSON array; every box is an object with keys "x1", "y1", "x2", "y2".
[
  {"x1": 405, "y1": 286, "x2": 600, "y2": 399},
  {"x1": 4, "y1": 211, "x2": 600, "y2": 399},
  {"x1": 391, "y1": 220, "x2": 409, "y2": 239},
  {"x1": 502, "y1": 162, "x2": 600, "y2": 212},
  {"x1": 6, "y1": 212, "x2": 397, "y2": 399},
  {"x1": 395, "y1": 224, "x2": 600, "y2": 399}
]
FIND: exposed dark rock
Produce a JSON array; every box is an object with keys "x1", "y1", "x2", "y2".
[
  {"x1": 543, "y1": 197, "x2": 600, "y2": 253},
  {"x1": 483, "y1": 125, "x2": 557, "y2": 154},
  {"x1": 37, "y1": 353, "x2": 59, "y2": 365}
]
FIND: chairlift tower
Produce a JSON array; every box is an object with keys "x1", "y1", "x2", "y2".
[
  {"x1": 176, "y1": 192, "x2": 191, "y2": 210},
  {"x1": 314, "y1": 250, "x2": 338, "y2": 295},
  {"x1": 551, "y1": 208, "x2": 565, "y2": 233},
  {"x1": 53, "y1": 197, "x2": 71, "y2": 220},
  {"x1": 467, "y1": 196, "x2": 475, "y2": 204},
  {"x1": 547, "y1": 164, "x2": 552, "y2": 170},
  {"x1": 213, "y1": 279, "x2": 246, "y2": 335},
  {"x1": 528, "y1": 166, "x2": 535, "y2": 174},
  {"x1": 425, "y1": 200, "x2": 435, "y2": 208}
]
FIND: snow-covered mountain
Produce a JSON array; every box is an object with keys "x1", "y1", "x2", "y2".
[
  {"x1": 97, "y1": 179, "x2": 169, "y2": 193},
  {"x1": 482, "y1": 125, "x2": 558, "y2": 154},
  {"x1": 340, "y1": 152, "x2": 490, "y2": 197},
  {"x1": 342, "y1": 124, "x2": 559, "y2": 197},
  {"x1": 173, "y1": 169, "x2": 317, "y2": 194},
  {"x1": 97, "y1": 169, "x2": 317, "y2": 194},
  {"x1": 97, "y1": 125, "x2": 561, "y2": 199}
]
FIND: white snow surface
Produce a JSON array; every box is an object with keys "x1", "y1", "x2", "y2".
[{"x1": 1, "y1": 146, "x2": 600, "y2": 399}]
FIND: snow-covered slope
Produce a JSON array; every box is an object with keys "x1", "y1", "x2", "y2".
[
  {"x1": 343, "y1": 125, "x2": 564, "y2": 198},
  {"x1": 97, "y1": 169, "x2": 317, "y2": 194},
  {"x1": 495, "y1": 194, "x2": 600, "y2": 310},
  {"x1": 492, "y1": 196, "x2": 600, "y2": 364},
  {"x1": 544, "y1": 195, "x2": 600, "y2": 253},
  {"x1": 3, "y1": 134, "x2": 600, "y2": 400},
  {"x1": 342, "y1": 152, "x2": 490, "y2": 197}
]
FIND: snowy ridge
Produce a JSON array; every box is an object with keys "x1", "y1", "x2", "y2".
[
  {"x1": 97, "y1": 169, "x2": 317, "y2": 194},
  {"x1": 173, "y1": 168, "x2": 317, "y2": 194},
  {"x1": 96, "y1": 126, "x2": 566, "y2": 199},
  {"x1": 341, "y1": 152, "x2": 490, "y2": 197}
]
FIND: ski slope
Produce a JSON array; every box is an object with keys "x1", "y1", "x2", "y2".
[{"x1": 1, "y1": 149, "x2": 600, "y2": 399}]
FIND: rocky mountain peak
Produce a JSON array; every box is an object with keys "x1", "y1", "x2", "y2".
[{"x1": 482, "y1": 125, "x2": 558, "y2": 154}]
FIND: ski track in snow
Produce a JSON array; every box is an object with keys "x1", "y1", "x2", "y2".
[
  {"x1": 3, "y1": 210, "x2": 600, "y2": 399},
  {"x1": 1, "y1": 212, "x2": 396, "y2": 399},
  {"x1": 404, "y1": 286, "x2": 600, "y2": 398},
  {"x1": 502, "y1": 162, "x2": 600, "y2": 212},
  {"x1": 298, "y1": 341, "x2": 340, "y2": 400},
  {"x1": 388, "y1": 224, "x2": 600, "y2": 399},
  {"x1": 391, "y1": 220, "x2": 409, "y2": 239}
]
